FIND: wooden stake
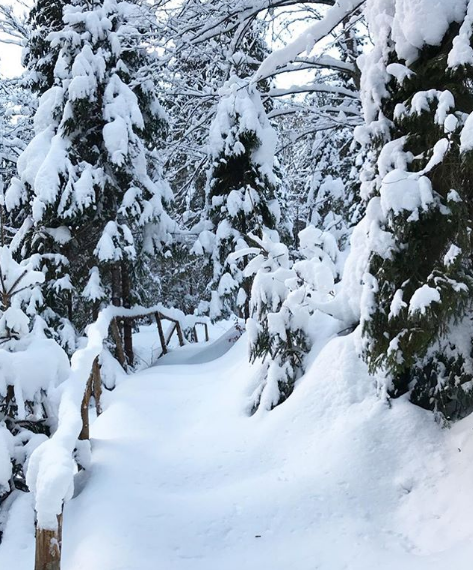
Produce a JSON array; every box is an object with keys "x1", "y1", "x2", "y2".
[
  {"x1": 79, "y1": 372, "x2": 93, "y2": 441},
  {"x1": 156, "y1": 313, "x2": 167, "y2": 355},
  {"x1": 110, "y1": 318, "x2": 127, "y2": 369},
  {"x1": 175, "y1": 322, "x2": 185, "y2": 347},
  {"x1": 92, "y1": 357, "x2": 102, "y2": 416},
  {"x1": 34, "y1": 513, "x2": 63, "y2": 570}
]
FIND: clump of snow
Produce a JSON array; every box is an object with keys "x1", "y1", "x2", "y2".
[
  {"x1": 460, "y1": 112, "x2": 473, "y2": 152},
  {"x1": 367, "y1": 0, "x2": 466, "y2": 65},
  {"x1": 408, "y1": 285, "x2": 441, "y2": 315},
  {"x1": 444, "y1": 244, "x2": 462, "y2": 267},
  {"x1": 380, "y1": 170, "x2": 434, "y2": 217},
  {"x1": 448, "y1": 1, "x2": 473, "y2": 68},
  {"x1": 209, "y1": 76, "x2": 277, "y2": 186}
]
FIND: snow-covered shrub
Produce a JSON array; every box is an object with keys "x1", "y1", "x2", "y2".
[
  {"x1": 0, "y1": 246, "x2": 69, "y2": 521},
  {"x1": 247, "y1": 226, "x2": 341, "y2": 412}
]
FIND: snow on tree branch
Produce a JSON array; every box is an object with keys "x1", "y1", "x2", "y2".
[{"x1": 254, "y1": 0, "x2": 365, "y2": 82}]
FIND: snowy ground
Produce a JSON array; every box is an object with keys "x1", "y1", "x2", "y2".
[{"x1": 2, "y1": 328, "x2": 473, "y2": 569}]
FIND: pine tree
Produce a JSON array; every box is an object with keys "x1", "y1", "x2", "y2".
[
  {"x1": 194, "y1": 76, "x2": 286, "y2": 320},
  {"x1": 6, "y1": 0, "x2": 173, "y2": 346},
  {"x1": 358, "y1": 3, "x2": 473, "y2": 420}
]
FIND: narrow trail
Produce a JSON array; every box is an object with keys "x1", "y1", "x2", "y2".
[{"x1": 62, "y1": 336, "x2": 270, "y2": 570}]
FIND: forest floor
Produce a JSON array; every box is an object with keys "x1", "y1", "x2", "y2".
[{"x1": 2, "y1": 325, "x2": 473, "y2": 569}]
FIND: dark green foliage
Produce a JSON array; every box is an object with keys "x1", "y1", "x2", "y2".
[
  {"x1": 24, "y1": 0, "x2": 66, "y2": 95},
  {"x1": 209, "y1": 130, "x2": 278, "y2": 234},
  {"x1": 363, "y1": 24, "x2": 473, "y2": 419}
]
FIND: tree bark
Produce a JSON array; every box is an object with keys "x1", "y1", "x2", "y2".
[
  {"x1": 121, "y1": 261, "x2": 133, "y2": 366},
  {"x1": 110, "y1": 263, "x2": 121, "y2": 308}
]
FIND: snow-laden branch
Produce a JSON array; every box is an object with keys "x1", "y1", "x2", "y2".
[
  {"x1": 0, "y1": 3, "x2": 29, "y2": 46},
  {"x1": 269, "y1": 55, "x2": 357, "y2": 77},
  {"x1": 268, "y1": 82, "x2": 358, "y2": 99},
  {"x1": 254, "y1": 0, "x2": 365, "y2": 81},
  {"x1": 173, "y1": 0, "x2": 336, "y2": 46},
  {"x1": 26, "y1": 303, "x2": 209, "y2": 530}
]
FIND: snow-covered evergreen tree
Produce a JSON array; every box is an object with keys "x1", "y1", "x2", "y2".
[
  {"x1": 6, "y1": 0, "x2": 173, "y2": 340},
  {"x1": 356, "y1": 0, "x2": 473, "y2": 419},
  {"x1": 194, "y1": 76, "x2": 286, "y2": 320}
]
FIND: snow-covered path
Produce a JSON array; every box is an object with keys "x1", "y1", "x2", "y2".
[
  {"x1": 58, "y1": 332, "x2": 473, "y2": 570},
  {"x1": 4, "y1": 332, "x2": 473, "y2": 570}
]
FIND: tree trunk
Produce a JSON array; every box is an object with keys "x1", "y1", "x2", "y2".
[
  {"x1": 110, "y1": 263, "x2": 121, "y2": 308},
  {"x1": 241, "y1": 278, "x2": 252, "y2": 321},
  {"x1": 121, "y1": 261, "x2": 133, "y2": 366},
  {"x1": 110, "y1": 264, "x2": 127, "y2": 367}
]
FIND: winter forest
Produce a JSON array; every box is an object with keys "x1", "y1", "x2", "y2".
[{"x1": 1, "y1": 0, "x2": 473, "y2": 568}]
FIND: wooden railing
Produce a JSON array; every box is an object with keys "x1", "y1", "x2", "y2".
[{"x1": 30, "y1": 304, "x2": 209, "y2": 570}]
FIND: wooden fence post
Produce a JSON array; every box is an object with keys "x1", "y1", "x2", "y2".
[
  {"x1": 156, "y1": 313, "x2": 168, "y2": 355},
  {"x1": 79, "y1": 373, "x2": 93, "y2": 441},
  {"x1": 110, "y1": 318, "x2": 127, "y2": 369},
  {"x1": 35, "y1": 513, "x2": 63, "y2": 570},
  {"x1": 175, "y1": 321, "x2": 185, "y2": 347},
  {"x1": 92, "y1": 357, "x2": 102, "y2": 416}
]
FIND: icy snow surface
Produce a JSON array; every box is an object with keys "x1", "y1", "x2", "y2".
[{"x1": 3, "y1": 329, "x2": 473, "y2": 569}]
